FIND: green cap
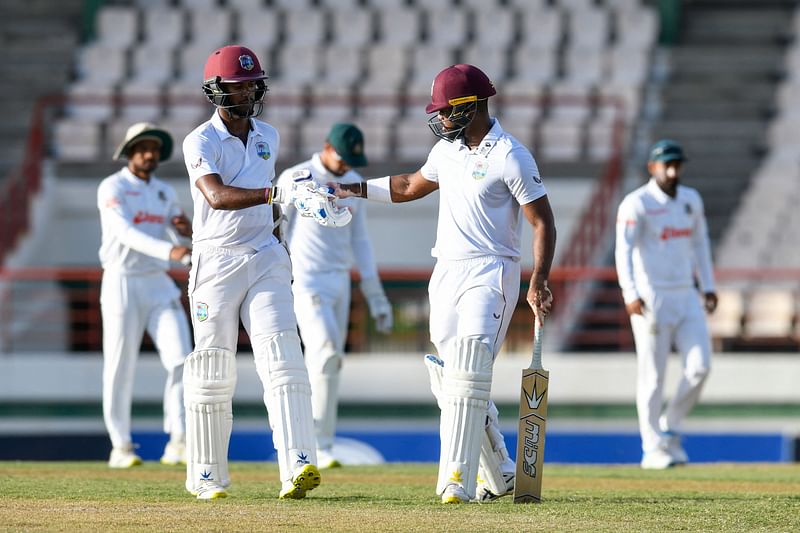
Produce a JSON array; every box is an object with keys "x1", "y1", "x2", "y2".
[
  {"x1": 327, "y1": 123, "x2": 368, "y2": 167},
  {"x1": 648, "y1": 139, "x2": 686, "y2": 163}
]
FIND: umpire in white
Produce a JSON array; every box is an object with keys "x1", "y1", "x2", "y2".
[
  {"x1": 615, "y1": 139, "x2": 718, "y2": 470},
  {"x1": 98, "y1": 122, "x2": 193, "y2": 468}
]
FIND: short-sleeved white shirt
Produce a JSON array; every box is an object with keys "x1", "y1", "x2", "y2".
[
  {"x1": 183, "y1": 111, "x2": 280, "y2": 250},
  {"x1": 420, "y1": 118, "x2": 546, "y2": 261},
  {"x1": 97, "y1": 167, "x2": 182, "y2": 274},
  {"x1": 277, "y1": 153, "x2": 378, "y2": 279}
]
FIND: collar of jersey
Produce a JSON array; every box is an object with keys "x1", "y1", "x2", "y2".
[
  {"x1": 311, "y1": 152, "x2": 355, "y2": 182},
  {"x1": 120, "y1": 166, "x2": 152, "y2": 186},
  {"x1": 454, "y1": 117, "x2": 501, "y2": 154},
  {"x1": 211, "y1": 111, "x2": 260, "y2": 142},
  {"x1": 647, "y1": 177, "x2": 680, "y2": 202}
]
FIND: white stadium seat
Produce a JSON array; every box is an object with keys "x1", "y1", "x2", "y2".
[
  {"x1": 142, "y1": 8, "x2": 186, "y2": 49},
  {"x1": 95, "y1": 6, "x2": 139, "y2": 50},
  {"x1": 236, "y1": 9, "x2": 281, "y2": 51}
]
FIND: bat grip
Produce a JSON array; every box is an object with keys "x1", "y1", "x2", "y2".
[{"x1": 531, "y1": 320, "x2": 544, "y2": 370}]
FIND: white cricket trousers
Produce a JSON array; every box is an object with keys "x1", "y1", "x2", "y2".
[
  {"x1": 101, "y1": 270, "x2": 192, "y2": 448},
  {"x1": 428, "y1": 255, "x2": 520, "y2": 357},
  {"x1": 189, "y1": 243, "x2": 298, "y2": 351},
  {"x1": 293, "y1": 269, "x2": 350, "y2": 364},
  {"x1": 630, "y1": 287, "x2": 712, "y2": 452}
]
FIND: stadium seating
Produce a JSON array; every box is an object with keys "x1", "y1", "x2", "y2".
[{"x1": 54, "y1": 0, "x2": 657, "y2": 164}]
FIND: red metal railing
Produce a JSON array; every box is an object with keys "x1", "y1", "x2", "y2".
[{"x1": 1, "y1": 266, "x2": 798, "y2": 354}]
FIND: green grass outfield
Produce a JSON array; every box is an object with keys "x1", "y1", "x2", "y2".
[{"x1": 2, "y1": 462, "x2": 799, "y2": 532}]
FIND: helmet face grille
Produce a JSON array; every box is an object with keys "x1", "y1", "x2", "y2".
[
  {"x1": 426, "y1": 100, "x2": 478, "y2": 142},
  {"x1": 202, "y1": 79, "x2": 268, "y2": 118}
]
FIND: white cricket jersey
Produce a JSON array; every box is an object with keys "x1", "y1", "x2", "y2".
[
  {"x1": 615, "y1": 178, "x2": 715, "y2": 304},
  {"x1": 183, "y1": 111, "x2": 280, "y2": 250},
  {"x1": 97, "y1": 167, "x2": 183, "y2": 274},
  {"x1": 420, "y1": 118, "x2": 546, "y2": 261},
  {"x1": 277, "y1": 153, "x2": 378, "y2": 278}
]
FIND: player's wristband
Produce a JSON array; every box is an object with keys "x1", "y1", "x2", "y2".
[{"x1": 366, "y1": 176, "x2": 392, "y2": 203}]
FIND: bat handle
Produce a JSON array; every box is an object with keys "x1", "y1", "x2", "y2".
[{"x1": 531, "y1": 320, "x2": 544, "y2": 370}]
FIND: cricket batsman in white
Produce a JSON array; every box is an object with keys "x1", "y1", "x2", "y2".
[
  {"x1": 277, "y1": 122, "x2": 392, "y2": 469},
  {"x1": 333, "y1": 64, "x2": 556, "y2": 503},
  {"x1": 98, "y1": 122, "x2": 193, "y2": 468},
  {"x1": 181, "y1": 45, "x2": 351, "y2": 500},
  {"x1": 615, "y1": 139, "x2": 718, "y2": 470}
]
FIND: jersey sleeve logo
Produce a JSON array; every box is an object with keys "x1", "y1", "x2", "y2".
[{"x1": 190, "y1": 157, "x2": 203, "y2": 169}]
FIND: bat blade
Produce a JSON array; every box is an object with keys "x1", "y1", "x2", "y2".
[{"x1": 513, "y1": 322, "x2": 548, "y2": 504}]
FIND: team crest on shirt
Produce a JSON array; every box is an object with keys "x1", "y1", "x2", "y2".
[
  {"x1": 195, "y1": 302, "x2": 209, "y2": 322},
  {"x1": 256, "y1": 142, "x2": 271, "y2": 160},
  {"x1": 472, "y1": 160, "x2": 489, "y2": 180}
]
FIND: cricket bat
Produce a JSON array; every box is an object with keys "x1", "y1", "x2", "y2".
[{"x1": 513, "y1": 320, "x2": 549, "y2": 503}]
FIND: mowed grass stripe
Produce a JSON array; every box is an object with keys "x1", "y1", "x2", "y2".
[{"x1": 1, "y1": 462, "x2": 799, "y2": 532}]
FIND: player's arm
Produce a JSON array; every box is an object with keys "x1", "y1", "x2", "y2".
[
  {"x1": 522, "y1": 196, "x2": 556, "y2": 325},
  {"x1": 351, "y1": 205, "x2": 393, "y2": 334},
  {"x1": 333, "y1": 170, "x2": 439, "y2": 203},
  {"x1": 195, "y1": 173, "x2": 270, "y2": 210},
  {"x1": 98, "y1": 182, "x2": 189, "y2": 262},
  {"x1": 614, "y1": 198, "x2": 644, "y2": 315},
  {"x1": 690, "y1": 193, "x2": 717, "y2": 313}
]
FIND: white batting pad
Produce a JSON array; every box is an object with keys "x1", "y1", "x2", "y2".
[
  {"x1": 437, "y1": 337, "x2": 493, "y2": 498},
  {"x1": 478, "y1": 401, "x2": 514, "y2": 496},
  {"x1": 255, "y1": 330, "x2": 317, "y2": 482},
  {"x1": 183, "y1": 348, "x2": 236, "y2": 494},
  {"x1": 309, "y1": 353, "x2": 343, "y2": 451}
]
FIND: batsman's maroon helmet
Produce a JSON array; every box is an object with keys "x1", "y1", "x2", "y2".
[
  {"x1": 426, "y1": 64, "x2": 496, "y2": 114},
  {"x1": 426, "y1": 64, "x2": 495, "y2": 141},
  {"x1": 202, "y1": 45, "x2": 268, "y2": 117}
]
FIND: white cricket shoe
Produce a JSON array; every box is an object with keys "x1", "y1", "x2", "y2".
[
  {"x1": 160, "y1": 438, "x2": 186, "y2": 466},
  {"x1": 279, "y1": 464, "x2": 322, "y2": 500},
  {"x1": 640, "y1": 448, "x2": 676, "y2": 470},
  {"x1": 441, "y1": 483, "x2": 470, "y2": 504},
  {"x1": 108, "y1": 445, "x2": 143, "y2": 469},
  {"x1": 317, "y1": 448, "x2": 342, "y2": 470},
  {"x1": 195, "y1": 480, "x2": 228, "y2": 500},
  {"x1": 475, "y1": 472, "x2": 515, "y2": 502},
  {"x1": 664, "y1": 432, "x2": 688, "y2": 464}
]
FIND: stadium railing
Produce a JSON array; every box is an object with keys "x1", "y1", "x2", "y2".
[{"x1": 1, "y1": 266, "x2": 798, "y2": 355}]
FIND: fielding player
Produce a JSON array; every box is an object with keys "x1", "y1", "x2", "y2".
[
  {"x1": 334, "y1": 64, "x2": 556, "y2": 503},
  {"x1": 98, "y1": 122, "x2": 192, "y2": 468},
  {"x1": 615, "y1": 139, "x2": 718, "y2": 469},
  {"x1": 277, "y1": 122, "x2": 393, "y2": 469},
  {"x1": 181, "y1": 45, "x2": 349, "y2": 500}
]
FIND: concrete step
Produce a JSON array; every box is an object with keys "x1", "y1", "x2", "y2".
[
  {"x1": 682, "y1": 9, "x2": 792, "y2": 44},
  {"x1": 669, "y1": 47, "x2": 784, "y2": 79}
]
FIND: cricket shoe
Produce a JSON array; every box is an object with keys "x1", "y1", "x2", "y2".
[
  {"x1": 160, "y1": 438, "x2": 186, "y2": 466},
  {"x1": 195, "y1": 480, "x2": 228, "y2": 500},
  {"x1": 279, "y1": 464, "x2": 322, "y2": 500},
  {"x1": 640, "y1": 448, "x2": 676, "y2": 470},
  {"x1": 108, "y1": 445, "x2": 143, "y2": 469},
  {"x1": 317, "y1": 448, "x2": 342, "y2": 470},
  {"x1": 441, "y1": 483, "x2": 470, "y2": 504},
  {"x1": 663, "y1": 432, "x2": 688, "y2": 464},
  {"x1": 475, "y1": 472, "x2": 515, "y2": 502}
]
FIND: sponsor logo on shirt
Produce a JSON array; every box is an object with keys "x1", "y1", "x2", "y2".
[
  {"x1": 132, "y1": 211, "x2": 165, "y2": 224},
  {"x1": 256, "y1": 142, "x2": 271, "y2": 160},
  {"x1": 124, "y1": 191, "x2": 141, "y2": 196},
  {"x1": 191, "y1": 157, "x2": 203, "y2": 169},
  {"x1": 659, "y1": 226, "x2": 692, "y2": 241}
]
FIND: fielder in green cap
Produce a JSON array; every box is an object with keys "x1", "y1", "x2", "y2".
[{"x1": 275, "y1": 122, "x2": 391, "y2": 469}]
